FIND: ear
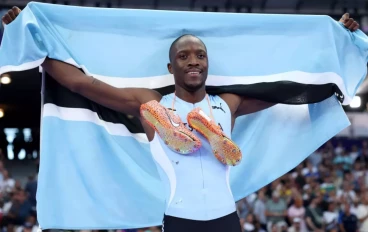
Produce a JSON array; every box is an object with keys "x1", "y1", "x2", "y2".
[{"x1": 167, "y1": 63, "x2": 173, "y2": 74}]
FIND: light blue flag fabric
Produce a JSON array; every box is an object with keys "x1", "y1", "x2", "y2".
[{"x1": 0, "y1": 2, "x2": 367, "y2": 229}]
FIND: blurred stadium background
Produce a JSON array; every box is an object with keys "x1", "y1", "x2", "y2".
[{"x1": 0, "y1": 0, "x2": 368, "y2": 232}]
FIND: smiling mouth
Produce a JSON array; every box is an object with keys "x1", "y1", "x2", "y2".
[{"x1": 188, "y1": 71, "x2": 201, "y2": 75}]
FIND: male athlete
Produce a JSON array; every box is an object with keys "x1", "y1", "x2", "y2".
[{"x1": 2, "y1": 7, "x2": 360, "y2": 232}]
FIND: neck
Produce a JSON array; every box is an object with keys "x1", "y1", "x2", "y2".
[{"x1": 174, "y1": 86, "x2": 206, "y2": 104}]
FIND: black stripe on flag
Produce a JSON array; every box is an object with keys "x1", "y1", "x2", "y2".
[
  {"x1": 43, "y1": 72, "x2": 343, "y2": 134},
  {"x1": 43, "y1": 72, "x2": 145, "y2": 133}
]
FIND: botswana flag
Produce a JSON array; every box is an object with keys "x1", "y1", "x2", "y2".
[{"x1": 0, "y1": 2, "x2": 367, "y2": 229}]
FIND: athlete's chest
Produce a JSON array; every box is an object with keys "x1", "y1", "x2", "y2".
[{"x1": 166, "y1": 98, "x2": 230, "y2": 136}]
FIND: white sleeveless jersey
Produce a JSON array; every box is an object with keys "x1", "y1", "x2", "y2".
[{"x1": 149, "y1": 93, "x2": 236, "y2": 221}]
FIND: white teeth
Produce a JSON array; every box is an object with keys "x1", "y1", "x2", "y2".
[{"x1": 189, "y1": 72, "x2": 199, "y2": 74}]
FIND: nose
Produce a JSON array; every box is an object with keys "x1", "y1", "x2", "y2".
[{"x1": 187, "y1": 55, "x2": 199, "y2": 66}]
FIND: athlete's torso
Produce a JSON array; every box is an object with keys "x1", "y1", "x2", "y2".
[{"x1": 149, "y1": 93, "x2": 236, "y2": 221}]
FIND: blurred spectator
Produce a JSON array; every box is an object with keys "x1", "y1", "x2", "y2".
[
  {"x1": 270, "y1": 223, "x2": 278, "y2": 232},
  {"x1": 338, "y1": 202, "x2": 358, "y2": 232},
  {"x1": 323, "y1": 202, "x2": 339, "y2": 231},
  {"x1": 15, "y1": 215, "x2": 38, "y2": 232},
  {"x1": 334, "y1": 150, "x2": 354, "y2": 171},
  {"x1": 280, "y1": 178, "x2": 294, "y2": 200},
  {"x1": 321, "y1": 174, "x2": 335, "y2": 196},
  {"x1": 356, "y1": 192, "x2": 368, "y2": 231},
  {"x1": 337, "y1": 180, "x2": 357, "y2": 203},
  {"x1": 237, "y1": 194, "x2": 256, "y2": 219},
  {"x1": 266, "y1": 191, "x2": 287, "y2": 229},
  {"x1": 277, "y1": 221, "x2": 288, "y2": 232},
  {"x1": 335, "y1": 142, "x2": 345, "y2": 156},
  {"x1": 302, "y1": 185, "x2": 313, "y2": 204},
  {"x1": 241, "y1": 213, "x2": 259, "y2": 232},
  {"x1": 287, "y1": 196, "x2": 306, "y2": 231},
  {"x1": 3, "y1": 192, "x2": 16, "y2": 216},
  {"x1": 0, "y1": 170, "x2": 15, "y2": 194},
  {"x1": 352, "y1": 162, "x2": 365, "y2": 181},
  {"x1": 287, "y1": 217, "x2": 303, "y2": 232},
  {"x1": 25, "y1": 175, "x2": 37, "y2": 208},
  {"x1": 302, "y1": 161, "x2": 319, "y2": 178},
  {"x1": 1, "y1": 190, "x2": 32, "y2": 231},
  {"x1": 350, "y1": 197, "x2": 360, "y2": 215},
  {"x1": 350, "y1": 145, "x2": 360, "y2": 160},
  {"x1": 292, "y1": 165, "x2": 306, "y2": 190},
  {"x1": 253, "y1": 190, "x2": 267, "y2": 230},
  {"x1": 305, "y1": 196, "x2": 323, "y2": 231}
]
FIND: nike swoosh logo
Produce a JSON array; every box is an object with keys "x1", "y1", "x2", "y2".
[{"x1": 165, "y1": 110, "x2": 180, "y2": 127}]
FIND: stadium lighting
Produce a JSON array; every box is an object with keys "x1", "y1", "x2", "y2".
[
  {"x1": 0, "y1": 109, "x2": 4, "y2": 118},
  {"x1": 350, "y1": 96, "x2": 361, "y2": 108},
  {"x1": 0, "y1": 74, "x2": 11, "y2": 84}
]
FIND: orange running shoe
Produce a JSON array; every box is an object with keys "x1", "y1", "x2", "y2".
[
  {"x1": 140, "y1": 100, "x2": 201, "y2": 154},
  {"x1": 187, "y1": 108, "x2": 242, "y2": 166}
]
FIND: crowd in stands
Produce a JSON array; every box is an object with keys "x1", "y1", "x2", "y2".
[
  {"x1": 0, "y1": 138, "x2": 368, "y2": 232},
  {"x1": 0, "y1": 149, "x2": 38, "y2": 232},
  {"x1": 236, "y1": 139, "x2": 368, "y2": 232}
]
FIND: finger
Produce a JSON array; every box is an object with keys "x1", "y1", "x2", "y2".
[
  {"x1": 344, "y1": 18, "x2": 354, "y2": 27},
  {"x1": 12, "y1": 7, "x2": 20, "y2": 16},
  {"x1": 7, "y1": 10, "x2": 15, "y2": 20},
  {"x1": 1, "y1": 16, "x2": 9, "y2": 25},
  {"x1": 341, "y1": 13, "x2": 349, "y2": 21},
  {"x1": 350, "y1": 22, "x2": 358, "y2": 31},
  {"x1": 2, "y1": 14, "x2": 12, "y2": 24},
  {"x1": 353, "y1": 23, "x2": 360, "y2": 31}
]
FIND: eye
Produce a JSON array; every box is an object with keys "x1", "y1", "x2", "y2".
[
  {"x1": 179, "y1": 54, "x2": 187, "y2": 60},
  {"x1": 198, "y1": 54, "x2": 206, "y2": 59}
]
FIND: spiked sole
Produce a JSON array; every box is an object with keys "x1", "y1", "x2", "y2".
[
  {"x1": 140, "y1": 100, "x2": 201, "y2": 154},
  {"x1": 187, "y1": 108, "x2": 242, "y2": 166}
]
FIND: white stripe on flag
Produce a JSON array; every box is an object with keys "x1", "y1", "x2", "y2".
[
  {"x1": 0, "y1": 58, "x2": 45, "y2": 74},
  {"x1": 42, "y1": 103, "x2": 148, "y2": 143},
  {"x1": 0, "y1": 58, "x2": 350, "y2": 104},
  {"x1": 61, "y1": 59, "x2": 351, "y2": 104}
]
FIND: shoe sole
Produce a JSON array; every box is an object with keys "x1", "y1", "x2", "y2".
[
  {"x1": 140, "y1": 100, "x2": 201, "y2": 154},
  {"x1": 187, "y1": 108, "x2": 242, "y2": 166}
]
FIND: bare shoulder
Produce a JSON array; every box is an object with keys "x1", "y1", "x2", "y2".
[{"x1": 219, "y1": 93, "x2": 242, "y2": 115}]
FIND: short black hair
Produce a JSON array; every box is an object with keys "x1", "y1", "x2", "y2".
[{"x1": 169, "y1": 34, "x2": 206, "y2": 62}]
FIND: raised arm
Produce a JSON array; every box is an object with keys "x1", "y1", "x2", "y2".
[
  {"x1": 2, "y1": 8, "x2": 161, "y2": 117},
  {"x1": 2, "y1": 7, "x2": 162, "y2": 141},
  {"x1": 220, "y1": 13, "x2": 360, "y2": 126},
  {"x1": 41, "y1": 59, "x2": 161, "y2": 117}
]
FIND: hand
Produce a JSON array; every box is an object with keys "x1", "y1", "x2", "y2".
[
  {"x1": 339, "y1": 13, "x2": 360, "y2": 32},
  {"x1": 1, "y1": 6, "x2": 21, "y2": 27}
]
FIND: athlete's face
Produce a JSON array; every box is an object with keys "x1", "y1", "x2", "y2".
[{"x1": 168, "y1": 36, "x2": 208, "y2": 92}]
